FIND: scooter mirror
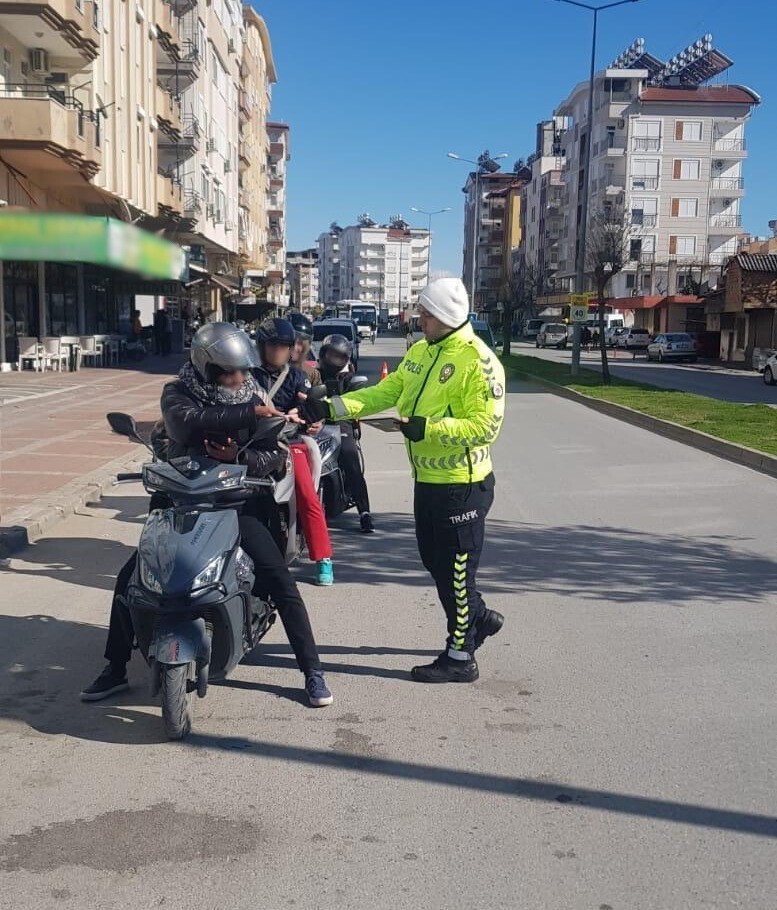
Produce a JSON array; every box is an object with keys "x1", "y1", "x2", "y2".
[
  {"x1": 348, "y1": 375, "x2": 369, "y2": 391},
  {"x1": 107, "y1": 411, "x2": 140, "y2": 440}
]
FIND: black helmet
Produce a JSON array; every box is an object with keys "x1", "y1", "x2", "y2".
[
  {"x1": 255, "y1": 316, "x2": 296, "y2": 347},
  {"x1": 190, "y1": 322, "x2": 261, "y2": 383},
  {"x1": 288, "y1": 311, "x2": 313, "y2": 341},
  {"x1": 318, "y1": 334, "x2": 352, "y2": 374}
]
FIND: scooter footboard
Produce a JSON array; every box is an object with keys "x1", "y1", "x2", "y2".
[{"x1": 150, "y1": 617, "x2": 210, "y2": 666}]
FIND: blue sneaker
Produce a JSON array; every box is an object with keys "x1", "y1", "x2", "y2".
[
  {"x1": 316, "y1": 558, "x2": 334, "y2": 586},
  {"x1": 305, "y1": 671, "x2": 333, "y2": 707}
]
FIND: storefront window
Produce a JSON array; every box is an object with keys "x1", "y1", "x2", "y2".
[
  {"x1": 45, "y1": 263, "x2": 78, "y2": 335},
  {"x1": 3, "y1": 261, "x2": 38, "y2": 337}
]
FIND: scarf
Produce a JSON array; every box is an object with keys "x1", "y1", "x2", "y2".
[{"x1": 178, "y1": 361, "x2": 267, "y2": 406}]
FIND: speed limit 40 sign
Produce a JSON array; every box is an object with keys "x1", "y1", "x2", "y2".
[{"x1": 570, "y1": 304, "x2": 589, "y2": 323}]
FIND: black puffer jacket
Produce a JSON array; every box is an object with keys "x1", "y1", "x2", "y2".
[{"x1": 160, "y1": 380, "x2": 285, "y2": 478}]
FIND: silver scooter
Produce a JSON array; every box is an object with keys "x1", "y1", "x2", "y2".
[{"x1": 107, "y1": 412, "x2": 297, "y2": 740}]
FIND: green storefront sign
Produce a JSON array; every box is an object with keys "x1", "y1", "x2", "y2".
[{"x1": 0, "y1": 213, "x2": 187, "y2": 281}]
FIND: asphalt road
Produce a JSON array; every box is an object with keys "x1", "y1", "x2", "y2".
[
  {"x1": 1, "y1": 335, "x2": 776, "y2": 909},
  {"x1": 516, "y1": 340, "x2": 776, "y2": 404}
]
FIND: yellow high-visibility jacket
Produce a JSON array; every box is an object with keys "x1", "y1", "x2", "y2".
[{"x1": 330, "y1": 322, "x2": 505, "y2": 484}]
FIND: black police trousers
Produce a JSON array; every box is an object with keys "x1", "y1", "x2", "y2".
[
  {"x1": 413, "y1": 473, "x2": 495, "y2": 658},
  {"x1": 104, "y1": 513, "x2": 321, "y2": 674}
]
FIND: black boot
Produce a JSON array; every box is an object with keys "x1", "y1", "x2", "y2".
[
  {"x1": 473, "y1": 609, "x2": 504, "y2": 651},
  {"x1": 411, "y1": 653, "x2": 479, "y2": 683}
]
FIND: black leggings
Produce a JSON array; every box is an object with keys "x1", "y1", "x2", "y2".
[
  {"x1": 339, "y1": 422, "x2": 370, "y2": 514},
  {"x1": 104, "y1": 513, "x2": 321, "y2": 674}
]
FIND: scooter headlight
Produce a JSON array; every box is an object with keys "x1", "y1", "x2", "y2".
[
  {"x1": 192, "y1": 555, "x2": 225, "y2": 591},
  {"x1": 139, "y1": 559, "x2": 163, "y2": 594}
]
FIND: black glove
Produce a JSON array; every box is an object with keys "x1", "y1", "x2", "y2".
[
  {"x1": 297, "y1": 385, "x2": 330, "y2": 423},
  {"x1": 398, "y1": 416, "x2": 426, "y2": 442}
]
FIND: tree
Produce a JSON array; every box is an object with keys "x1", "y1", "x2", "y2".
[
  {"x1": 499, "y1": 261, "x2": 545, "y2": 357},
  {"x1": 585, "y1": 205, "x2": 633, "y2": 384}
]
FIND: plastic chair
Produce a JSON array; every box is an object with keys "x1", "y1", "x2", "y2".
[
  {"x1": 17, "y1": 336, "x2": 42, "y2": 371},
  {"x1": 79, "y1": 336, "x2": 104, "y2": 367},
  {"x1": 40, "y1": 337, "x2": 69, "y2": 371}
]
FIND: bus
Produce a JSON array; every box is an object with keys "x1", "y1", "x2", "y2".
[{"x1": 335, "y1": 300, "x2": 378, "y2": 339}]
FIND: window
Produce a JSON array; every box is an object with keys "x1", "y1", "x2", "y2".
[
  {"x1": 675, "y1": 120, "x2": 702, "y2": 142},
  {"x1": 671, "y1": 198, "x2": 699, "y2": 218},
  {"x1": 632, "y1": 159, "x2": 659, "y2": 190},
  {"x1": 631, "y1": 197, "x2": 657, "y2": 226},
  {"x1": 606, "y1": 126, "x2": 616, "y2": 149},
  {"x1": 629, "y1": 239, "x2": 642, "y2": 261},
  {"x1": 669, "y1": 235, "x2": 696, "y2": 256},
  {"x1": 633, "y1": 120, "x2": 661, "y2": 151},
  {"x1": 673, "y1": 159, "x2": 700, "y2": 180},
  {"x1": 1, "y1": 48, "x2": 10, "y2": 87},
  {"x1": 626, "y1": 273, "x2": 636, "y2": 290}
]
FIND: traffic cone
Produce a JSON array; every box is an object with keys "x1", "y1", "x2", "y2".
[{"x1": 380, "y1": 361, "x2": 389, "y2": 381}]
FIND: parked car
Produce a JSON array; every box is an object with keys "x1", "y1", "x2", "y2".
[
  {"x1": 646, "y1": 332, "x2": 697, "y2": 363},
  {"x1": 312, "y1": 318, "x2": 361, "y2": 369},
  {"x1": 523, "y1": 318, "x2": 544, "y2": 341},
  {"x1": 763, "y1": 352, "x2": 777, "y2": 385},
  {"x1": 616, "y1": 327, "x2": 652, "y2": 351},
  {"x1": 605, "y1": 326, "x2": 627, "y2": 347},
  {"x1": 471, "y1": 320, "x2": 497, "y2": 350},
  {"x1": 536, "y1": 323, "x2": 568, "y2": 349}
]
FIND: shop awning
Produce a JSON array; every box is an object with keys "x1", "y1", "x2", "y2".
[{"x1": 0, "y1": 212, "x2": 188, "y2": 281}]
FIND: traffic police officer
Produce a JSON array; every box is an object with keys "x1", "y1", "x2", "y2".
[{"x1": 307, "y1": 276, "x2": 506, "y2": 682}]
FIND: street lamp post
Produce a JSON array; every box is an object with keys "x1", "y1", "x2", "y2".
[
  {"x1": 555, "y1": 0, "x2": 639, "y2": 375},
  {"x1": 410, "y1": 206, "x2": 452, "y2": 285},
  {"x1": 447, "y1": 151, "x2": 508, "y2": 311}
]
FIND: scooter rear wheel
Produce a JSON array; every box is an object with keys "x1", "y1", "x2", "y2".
[{"x1": 160, "y1": 663, "x2": 192, "y2": 740}]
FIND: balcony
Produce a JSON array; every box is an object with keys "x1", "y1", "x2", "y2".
[
  {"x1": 605, "y1": 143, "x2": 626, "y2": 157},
  {"x1": 631, "y1": 176, "x2": 659, "y2": 191},
  {"x1": 269, "y1": 140, "x2": 285, "y2": 157},
  {"x1": 0, "y1": 85, "x2": 101, "y2": 178},
  {"x1": 155, "y1": 1, "x2": 180, "y2": 56},
  {"x1": 238, "y1": 139, "x2": 253, "y2": 168},
  {"x1": 156, "y1": 41, "x2": 201, "y2": 94},
  {"x1": 164, "y1": 0, "x2": 197, "y2": 13},
  {"x1": 0, "y1": 1, "x2": 101, "y2": 63},
  {"x1": 632, "y1": 137, "x2": 661, "y2": 152},
  {"x1": 238, "y1": 89, "x2": 254, "y2": 122},
  {"x1": 157, "y1": 174, "x2": 183, "y2": 216},
  {"x1": 183, "y1": 190, "x2": 202, "y2": 218},
  {"x1": 709, "y1": 214, "x2": 743, "y2": 232},
  {"x1": 713, "y1": 137, "x2": 747, "y2": 156},
  {"x1": 631, "y1": 213, "x2": 657, "y2": 228},
  {"x1": 710, "y1": 176, "x2": 745, "y2": 196},
  {"x1": 155, "y1": 83, "x2": 182, "y2": 134}
]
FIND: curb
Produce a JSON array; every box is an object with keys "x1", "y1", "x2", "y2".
[
  {"x1": 505, "y1": 365, "x2": 777, "y2": 481},
  {"x1": 0, "y1": 448, "x2": 147, "y2": 558}
]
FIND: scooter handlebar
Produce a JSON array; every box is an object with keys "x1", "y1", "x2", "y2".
[
  {"x1": 242, "y1": 477, "x2": 275, "y2": 490},
  {"x1": 115, "y1": 472, "x2": 143, "y2": 482}
]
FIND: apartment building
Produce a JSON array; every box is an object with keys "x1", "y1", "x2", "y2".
[
  {"x1": 553, "y1": 36, "x2": 760, "y2": 300},
  {"x1": 520, "y1": 120, "x2": 568, "y2": 296},
  {"x1": 461, "y1": 169, "x2": 523, "y2": 311},
  {"x1": 286, "y1": 248, "x2": 319, "y2": 311},
  {"x1": 266, "y1": 120, "x2": 290, "y2": 306},
  {"x1": 240, "y1": 7, "x2": 276, "y2": 277},
  {"x1": 317, "y1": 225, "x2": 342, "y2": 305},
  {"x1": 337, "y1": 218, "x2": 430, "y2": 313}
]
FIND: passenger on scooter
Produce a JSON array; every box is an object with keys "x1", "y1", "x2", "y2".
[
  {"x1": 288, "y1": 312, "x2": 321, "y2": 385},
  {"x1": 318, "y1": 334, "x2": 374, "y2": 533},
  {"x1": 254, "y1": 317, "x2": 335, "y2": 586},
  {"x1": 80, "y1": 323, "x2": 333, "y2": 708}
]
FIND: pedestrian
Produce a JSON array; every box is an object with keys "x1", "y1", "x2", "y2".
[
  {"x1": 132, "y1": 309, "x2": 143, "y2": 339},
  {"x1": 154, "y1": 306, "x2": 173, "y2": 355},
  {"x1": 305, "y1": 276, "x2": 506, "y2": 683},
  {"x1": 405, "y1": 322, "x2": 414, "y2": 351}
]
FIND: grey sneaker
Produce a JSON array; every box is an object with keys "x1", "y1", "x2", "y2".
[{"x1": 305, "y1": 671, "x2": 333, "y2": 707}]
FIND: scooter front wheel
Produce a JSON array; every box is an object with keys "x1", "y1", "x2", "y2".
[{"x1": 160, "y1": 663, "x2": 192, "y2": 740}]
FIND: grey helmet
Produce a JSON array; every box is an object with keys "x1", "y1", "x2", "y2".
[{"x1": 190, "y1": 322, "x2": 261, "y2": 383}]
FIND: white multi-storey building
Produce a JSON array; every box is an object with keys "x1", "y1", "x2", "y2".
[
  {"x1": 553, "y1": 37, "x2": 760, "y2": 298},
  {"x1": 317, "y1": 226, "x2": 342, "y2": 304},
  {"x1": 337, "y1": 219, "x2": 430, "y2": 311},
  {"x1": 173, "y1": 1, "x2": 243, "y2": 271},
  {"x1": 286, "y1": 248, "x2": 319, "y2": 311},
  {"x1": 266, "y1": 120, "x2": 290, "y2": 306}
]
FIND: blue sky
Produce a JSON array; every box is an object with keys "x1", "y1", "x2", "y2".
[{"x1": 252, "y1": 0, "x2": 775, "y2": 275}]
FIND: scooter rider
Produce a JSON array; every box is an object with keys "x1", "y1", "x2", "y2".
[
  {"x1": 318, "y1": 334, "x2": 374, "y2": 533},
  {"x1": 304, "y1": 277, "x2": 505, "y2": 683},
  {"x1": 288, "y1": 312, "x2": 321, "y2": 385},
  {"x1": 81, "y1": 323, "x2": 334, "y2": 707},
  {"x1": 254, "y1": 317, "x2": 335, "y2": 586}
]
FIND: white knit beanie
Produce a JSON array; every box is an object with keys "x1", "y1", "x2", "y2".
[{"x1": 417, "y1": 277, "x2": 470, "y2": 328}]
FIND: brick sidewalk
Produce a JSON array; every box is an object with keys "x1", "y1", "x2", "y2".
[{"x1": 0, "y1": 357, "x2": 182, "y2": 543}]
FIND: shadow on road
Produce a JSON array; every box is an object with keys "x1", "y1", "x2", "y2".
[{"x1": 4, "y1": 510, "x2": 775, "y2": 605}]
